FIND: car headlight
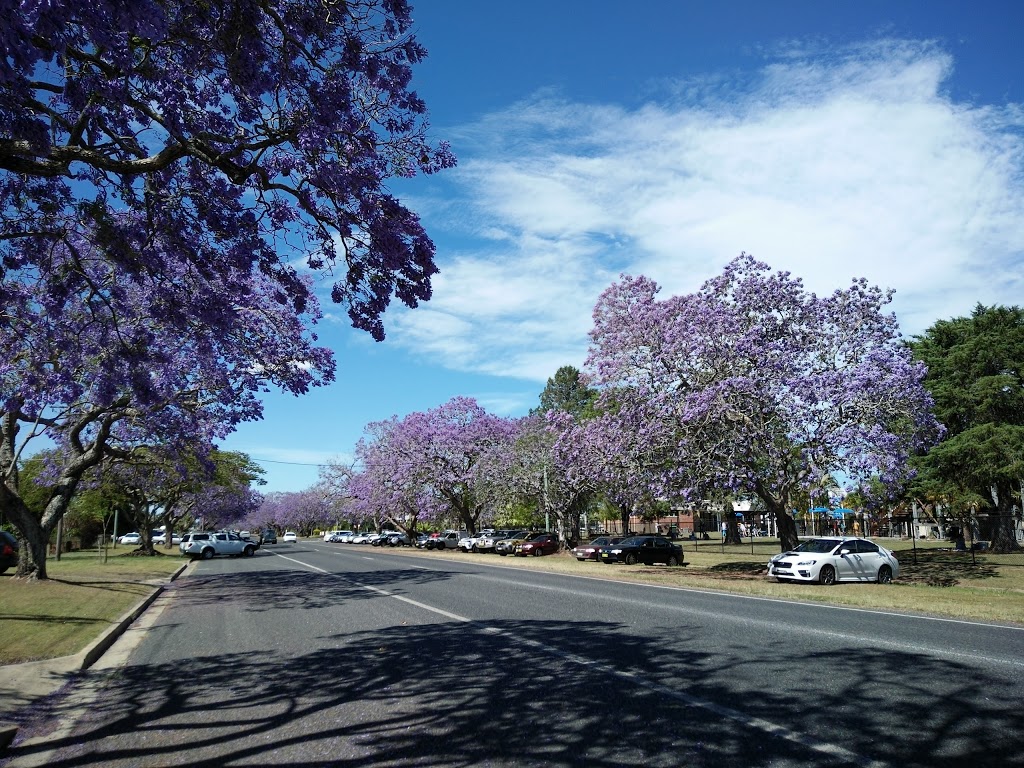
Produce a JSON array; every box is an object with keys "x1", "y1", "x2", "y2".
[{"x1": 796, "y1": 559, "x2": 817, "y2": 566}]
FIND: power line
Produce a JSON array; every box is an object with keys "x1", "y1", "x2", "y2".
[{"x1": 249, "y1": 457, "x2": 329, "y2": 467}]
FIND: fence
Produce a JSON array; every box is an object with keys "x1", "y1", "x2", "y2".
[{"x1": 674, "y1": 521, "x2": 1024, "y2": 566}]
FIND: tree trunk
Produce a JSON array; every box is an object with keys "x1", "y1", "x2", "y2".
[
  {"x1": 722, "y1": 500, "x2": 742, "y2": 545},
  {"x1": 0, "y1": 487, "x2": 55, "y2": 580},
  {"x1": 759, "y1": 492, "x2": 799, "y2": 551},
  {"x1": 989, "y1": 482, "x2": 1022, "y2": 553}
]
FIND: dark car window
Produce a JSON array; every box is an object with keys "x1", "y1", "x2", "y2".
[
  {"x1": 654, "y1": 539, "x2": 668, "y2": 549},
  {"x1": 856, "y1": 540, "x2": 879, "y2": 554},
  {"x1": 797, "y1": 538, "x2": 842, "y2": 554}
]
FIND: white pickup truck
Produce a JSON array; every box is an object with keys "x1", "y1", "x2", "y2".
[{"x1": 179, "y1": 531, "x2": 257, "y2": 560}]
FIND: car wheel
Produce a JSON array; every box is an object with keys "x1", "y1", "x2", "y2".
[
  {"x1": 624, "y1": 553, "x2": 638, "y2": 565},
  {"x1": 498, "y1": 552, "x2": 507, "y2": 556},
  {"x1": 244, "y1": 545, "x2": 255, "y2": 557},
  {"x1": 877, "y1": 565, "x2": 893, "y2": 584},
  {"x1": 819, "y1": 565, "x2": 836, "y2": 585},
  {"x1": 471, "y1": 544, "x2": 479, "y2": 553},
  {"x1": 201, "y1": 548, "x2": 214, "y2": 560},
  {"x1": 667, "y1": 555, "x2": 680, "y2": 567}
]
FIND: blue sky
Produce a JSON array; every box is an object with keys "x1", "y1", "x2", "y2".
[{"x1": 220, "y1": 0, "x2": 1024, "y2": 493}]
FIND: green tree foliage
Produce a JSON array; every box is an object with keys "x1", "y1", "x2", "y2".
[
  {"x1": 910, "y1": 305, "x2": 1024, "y2": 552},
  {"x1": 533, "y1": 366, "x2": 597, "y2": 419}
]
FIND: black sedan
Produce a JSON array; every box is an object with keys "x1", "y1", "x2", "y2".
[
  {"x1": 599, "y1": 535, "x2": 684, "y2": 566},
  {"x1": 1, "y1": 530, "x2": 19, "y2": 574}
]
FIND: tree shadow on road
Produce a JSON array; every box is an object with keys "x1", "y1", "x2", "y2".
[{"x1": 5, "y1": 568, "x2": 1022, "y2": 768}]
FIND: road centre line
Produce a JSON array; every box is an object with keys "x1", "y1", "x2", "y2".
[
  {"x1": 329, "y1": 549, "x2": 1024, "y2": 670},
  {"x1": 298, "y1": 545, "x2": 1024, "y2": 669},
  {"x1": 274, "y1": 549, "x2": 882, "y2": 767},
  {"x1": 306, "y1": 541, "x2": 1024, "y2": 634}
]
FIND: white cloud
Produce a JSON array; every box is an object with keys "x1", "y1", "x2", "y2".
[{"x1": 394, "y1": 39, "x2": 1024, "y2": 379}]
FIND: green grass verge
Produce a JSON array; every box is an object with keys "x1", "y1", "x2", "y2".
[
  {"x1": 0, "y1": 548, "x2": 187, "y2": 664},
  {"x1": 413, "y1": 539, "x2": 1024, "y2": 625}
]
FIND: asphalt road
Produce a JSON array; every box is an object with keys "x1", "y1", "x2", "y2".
[{"x1": 5, "y1": 541, "x2": 1024, "y2": 767}]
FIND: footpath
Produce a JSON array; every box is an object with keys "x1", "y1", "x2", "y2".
[{"x1": 0, "y1": 562, "x2": 189, "y2": 752}]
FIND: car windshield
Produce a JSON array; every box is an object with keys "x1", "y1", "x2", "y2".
[
  {"x1": 793, "y1": 538, "x2": 842, "y2": 554},
  {"x1": 618, "y1": 537, "x2": 640, "y2": 547}
]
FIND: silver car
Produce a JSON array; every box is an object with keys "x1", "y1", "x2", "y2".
[{"x1": 767, "y1": 537, "x2": 899, "y2": 585}]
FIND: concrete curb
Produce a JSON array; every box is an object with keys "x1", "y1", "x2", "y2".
[{"x1": 0, "y1": 560, "x2": 190, "y2": 751}]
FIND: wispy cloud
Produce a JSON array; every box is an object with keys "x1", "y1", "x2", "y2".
[{"x1": 391, "y1": 39, "x2": 1024, "y2": 381}]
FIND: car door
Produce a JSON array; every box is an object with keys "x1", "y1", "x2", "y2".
[
  {"x1": 638, "y1": 538, "x2": 658, "y2": 564},
  {"x1": 849, "y1": 540, "x2": 884, "y2": 581},
  {"x1": 835, "y1": 540, "x2": 866, "y2": 581}
]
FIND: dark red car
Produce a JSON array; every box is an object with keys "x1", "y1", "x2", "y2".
[
  {"x1": 571, "y1": 536, "x2": 623, "y2": 561},
  {"x1": 1, "y1": 530, "x2": 19, "y2": 574},
  {"x1": 514, "y1": 532, "x2": 559, "y2": 557}
]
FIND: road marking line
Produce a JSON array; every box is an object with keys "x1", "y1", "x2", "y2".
[{"x1": 284, "y1": 549, "x2": 882, "y2": 767}]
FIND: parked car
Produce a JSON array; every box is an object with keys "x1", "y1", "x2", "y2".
[
  {"x1": 370, "y1": 532, "x2": 397, "y2": 546},
  {"x1": 282, "y1": 531, "x2": 298, "y2": 543},
  {"x1": 515, "y1": 532, "x2": 560, "y2": 557},
  {"x1": 458, "y1": 530, "x2": 496, "y2": 552},
  {"x1": 386, "y1": 532, "x2": 412, "y2": 546},
  {"x1": 430, "y1": 530, "x2": 468, "y2": 551},
  {"x1": 326, "y1": 530, "x2": 353, "y2": 543},
  {"x1": 350, "y1": 531, "x2": 374, "y2": 544},
  {"x1": 117, "y1": 532, "x2": 142, "y2": 545},
  {"x1": 473, "y1": 530, "x2": 512, "y2": 554},
  {"x1": 152, "y1": 532, "x2": 182, "y2": 545},
  {"x1": 571, "y1": 536, "x2": 624, "y2": 561},
  {"x1": 767, "y1": 537, "x2": 899, "y2": 585},
  {"x1": 495, "y1": 530, "x2": 533, "y2": 556},
  {"x1": 0, "y1": 530, "x2": 19, "y2": 574},
  {"x1": 262, "y1": 529, "x2": 278, "y2": 544},
  {"x1": 599, "y1": 536, "x2": 684, "y2": 566},
  {"x1": 414, "y1": 534, "x2": 433, "y2": 548},
  {"x1": 179, "y1": 531, "x2": 257, "y2": 560}
]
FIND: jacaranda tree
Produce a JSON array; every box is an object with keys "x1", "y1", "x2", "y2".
[
  {"x1": 1, "y1": 0, "x2": 451, "y2": 578},
  {"x1": 352, "y1": 398, "x2": 519, "y2": 536},
  {"x1": 585, "y1": 254, "x2": 942, "y2": 551},
  {"x1": 348, "y1": 418, "x2": 444, "y2": 537}
]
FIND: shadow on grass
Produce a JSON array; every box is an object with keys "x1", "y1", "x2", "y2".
[
  {"x1": 892, "y1": 551, "x2": 1001, "y2": 587},
  {"x1": 704, "y1": 561, "x2": 766, "y2": 578}
]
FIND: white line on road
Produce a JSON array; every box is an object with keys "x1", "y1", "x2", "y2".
[{"x1": 274, "y1": 549, "x2": 884, "y2": 767}]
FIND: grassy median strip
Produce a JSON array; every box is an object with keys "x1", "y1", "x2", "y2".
[
  {"x1": 405, "y1": 541, "x2": 1024, "y2": 625},
  {"x1": 0, "y1": 549, "x2": 186, "y2": 664}
]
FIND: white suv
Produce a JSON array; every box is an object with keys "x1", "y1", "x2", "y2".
[{"x1": 180, "y1": 531, "x2": 257, "y2": 560}]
